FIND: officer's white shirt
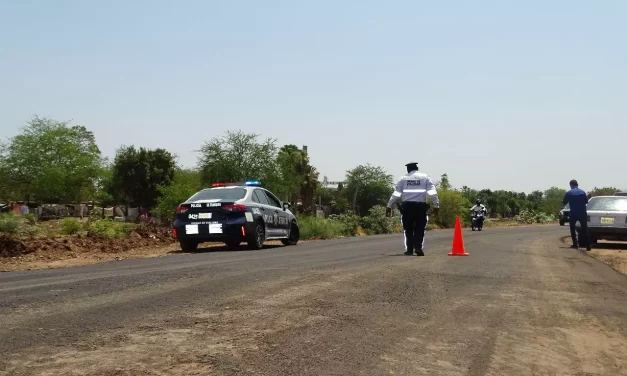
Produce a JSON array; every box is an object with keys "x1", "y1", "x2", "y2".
[
  {"x1": 470, "y1": 204, "x2": 486, "y2": 214},
  {"x1": 387, "y1": 170, "x2": 439, "y2": 208}
]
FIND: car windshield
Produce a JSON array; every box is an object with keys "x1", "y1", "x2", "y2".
[
  {"x1": 187, "y1": 188, "x2": 247, "y2": 202},
  {"x1": 587, "y1": 197, "x2": 627, "y2": 212}
]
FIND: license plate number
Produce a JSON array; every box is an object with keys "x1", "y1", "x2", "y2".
[
  {"x1": 600, "y1": 217, "x2": 614, "y2": 225},
  {"x1": 188, "y1": 213, "x2": 212, "y2": 220}
]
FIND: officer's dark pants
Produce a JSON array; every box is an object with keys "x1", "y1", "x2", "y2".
[
  {"x1": 569, "y1": 212, "x2": 589, "y2": 248},
  {"x1": 401, "y1": 202, "x2": 428, "y2": 254}
]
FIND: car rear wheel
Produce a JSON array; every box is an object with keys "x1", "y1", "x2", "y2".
[
  {"x1": 180, "y1": 240, "x2": 199, "y2": 252},
  {"x1": 247, "y1": 221, "x2": 265, "y2": 250},
  {"x1": 281, "y1": 222, "x2": 300, "y2": 246}
]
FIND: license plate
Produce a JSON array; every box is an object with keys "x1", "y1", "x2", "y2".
[
  {"x1": 600, "y1": 217, "x2": 614, "y2": 225},
  {"x1": 185, "y1": 224, "x2": 199, "y2": 234},
  {"x1": 188, "y1": 213, "x2": 212, "y2": 220}
]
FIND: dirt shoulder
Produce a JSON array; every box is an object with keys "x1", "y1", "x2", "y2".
[
  {"x1": 559, "y1": 236, "x2": 627, "y2": 275},
  {"x1": 588, "y1": 242, "x2": 627, "y2": 275}
]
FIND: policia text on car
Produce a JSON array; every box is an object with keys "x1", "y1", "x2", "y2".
[{"x1": 386, "y1": 162, "x2": 439, "y2": 256}]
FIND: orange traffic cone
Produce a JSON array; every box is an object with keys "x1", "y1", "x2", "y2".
[{"x1": 448, "y1": 217, "x2": 469, "y2": 256}]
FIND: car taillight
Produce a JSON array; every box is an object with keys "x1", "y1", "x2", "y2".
[
  {"x1": 172, "y1": 228, "x2": 178, "y2": 238},
  {"x1": 223, "y1": 204, "x2": 246, "y2": 211},
  {"x1": 176, "y1": 206, "x2": 188, "y2": 214}
]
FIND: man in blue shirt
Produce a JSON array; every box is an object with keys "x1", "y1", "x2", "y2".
[{"x1": 562, "y1": 179, "x2": 591, "y2": 250}]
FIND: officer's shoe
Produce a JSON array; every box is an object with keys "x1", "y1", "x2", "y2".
[
  {"x1": 404, "y1": 251, "x2": 413, "y2": 256},
  {"x1": 415, "y1": 249, "x2": 425, "y2": 256}
]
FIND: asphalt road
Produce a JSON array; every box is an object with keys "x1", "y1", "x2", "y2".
[{"x1": 1, "y1": 226, "x2": 627, "y2": 376}]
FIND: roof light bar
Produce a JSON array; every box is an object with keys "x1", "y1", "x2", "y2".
[{"x1": 211, "y1": 180, "x2": 261, "y2": 187}]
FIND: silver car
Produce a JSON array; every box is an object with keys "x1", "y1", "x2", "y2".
[{"x1": 585, "y1": 195, "x2": 627, "y2": 243}]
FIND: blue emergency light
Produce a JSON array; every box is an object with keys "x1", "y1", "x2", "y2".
[{"x1": 244, "y1": 180, "x2": 261, "y2": 186}]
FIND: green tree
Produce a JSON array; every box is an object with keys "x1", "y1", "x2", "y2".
[
  {"x1": 588, "y1": 187, "x2": 618, "y2": 197},
  {"x1": 198, "y1": 130, "x2": 282, "y2": 194},
  {"x1": 109, "y1": 146, "x2": 177, "y2": 208},
  {"x1": 153, "y1": 169, "x2": 203, "y2": 222},
  {"x1": 541, "y1": 186, "x2": 568, "y2": 215},
  {"x1": 526, "y1": 190, "x2": 543, "y2": 210},
  {"x1": 432, "y1": 189, "x2": 472, "y2": 228},
  {"x1": 344, "y1": 164, "x2": 393, "y2": 216},
  {"x1": 0, "y1": 116, "x2": 103, "y2": 202},
  {"x1": 437, "y1": 173, "x2": 452, "y2": 190},
  {"x1": 93, "y1": 164, "x2": 116, "y2": 206},
  {"x1": 277, "y1": 145, "x2": 303, "y2": 202},
  {"x1": 276, "y1": 144, "x2": 319, "y2": 213}
]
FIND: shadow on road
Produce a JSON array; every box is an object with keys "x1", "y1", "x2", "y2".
[
  {"x1": 559, "y1": 235, "x2": 627, "y2": 250},
  {"x1": 591, "y1": 242, "x2": 627, "y2": 251},
  {"x1": 167, "y1": 244, "x2": 283, "y2": 255}
]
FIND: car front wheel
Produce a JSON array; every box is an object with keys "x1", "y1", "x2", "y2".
[{"x1": 281, "y1": 222, "x2": 300, "y2": 246}]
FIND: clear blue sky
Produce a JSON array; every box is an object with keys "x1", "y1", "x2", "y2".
[{"x1": 1, "y1": 0, "x2": 625, "y2": 193}]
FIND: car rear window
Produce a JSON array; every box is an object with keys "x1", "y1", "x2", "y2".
[
  {"x1": 587, "y1": 197, "x2": 627, "y2": 211},
  {"x1": 187, "y1": 188, "x2": 247, "y2": 202}
]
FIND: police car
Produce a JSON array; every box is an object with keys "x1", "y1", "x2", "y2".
[{"x1": 172, "y1": 180, "x2": 300, "y2": 251}]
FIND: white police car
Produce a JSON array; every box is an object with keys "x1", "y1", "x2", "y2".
[{"x1": 172, "y1": 181, "x2": 299, "y2": 251}]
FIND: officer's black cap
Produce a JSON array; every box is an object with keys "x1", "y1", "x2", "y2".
[{"x1": 405, "y1": 162, "x2": 418, "y2": 167}]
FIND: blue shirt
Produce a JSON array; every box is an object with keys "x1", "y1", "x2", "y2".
[{"x1": 562, "y1": 188, "x2": 588, "y2": 215}]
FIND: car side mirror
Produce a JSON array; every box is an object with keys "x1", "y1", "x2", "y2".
[{"x1": 283, "y1": 202, "x2": 291, "y2": 210}]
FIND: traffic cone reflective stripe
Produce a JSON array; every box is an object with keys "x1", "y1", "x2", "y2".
[{"x1": 448, "y1": 217, "x2": 469, "y2": 256}]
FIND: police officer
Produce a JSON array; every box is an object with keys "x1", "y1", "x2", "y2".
[{"x1": 386, "y1": 162, "x2": 439, "y2": 256}]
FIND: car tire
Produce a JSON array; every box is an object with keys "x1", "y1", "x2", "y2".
[
  {"x1": 559, "y1": 220, "x2": 565, "y2": 226},
  {"x1": 281, "y1": 222, "x2": 300, "y2": 246},
  {"x1": 247, "y1": 221, "x2": 265, "y2": 250},
  {"x1": 180, "y1": 240, "x2": 199, "y2": 252}
]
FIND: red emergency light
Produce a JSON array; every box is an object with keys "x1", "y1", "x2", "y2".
[{"x1": 211, "y1": 182, "x2": 236, "y2": 187}]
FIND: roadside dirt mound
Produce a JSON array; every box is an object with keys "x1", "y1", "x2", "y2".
[
  {"x1": 0, "y1": 224, "x2": 175, "y2": 259},
  {"x1": 0, "y1": 235, "x2": 31, "y2": 258}
]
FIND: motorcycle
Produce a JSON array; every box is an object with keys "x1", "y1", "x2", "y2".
[{"x1": 471, "y1": 211, "x2": 485, "y2": 231}]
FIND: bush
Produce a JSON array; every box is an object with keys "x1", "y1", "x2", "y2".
[
  {"x1": 429, "y1": 189, "x2": 472, "y2": 229},
  {"x1": 0, "y1": 213, "x2": 20, "y2": 234},
  {"x1": 59, "y1": 218, "x2": 82, "y2": 235},
  {"x1": 88, "y1": 219, "x2": 134, "y2": 239},
  {"x1": 19, "y1": 225, "x2": 41, "y2": 239},
  {"x1": 152, "y1": 181, "x2": 198, "y2": 223},
  {"x1": 516, "y1": 209, "x2": 557, "y2": 224},
  {"x1": 298, "y1": 216, "x2": 345, "y2": 240},
  {"x1": 24, "y1": 213, "x2": 38, "y2": 225},
  {"x1": 360, "y1": 205, "x2": 401, "y2": 235},
  {"x1": 327, "y1": 213, "x2": 361, "y2": 236}
]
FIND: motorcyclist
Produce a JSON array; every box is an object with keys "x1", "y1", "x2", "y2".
[
  {"x1": 470, "y1": 199, "x2": 487, "y2": 230},
  {"x1": 470, "y1": 199, "x2": 487, "y2": 216}
]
